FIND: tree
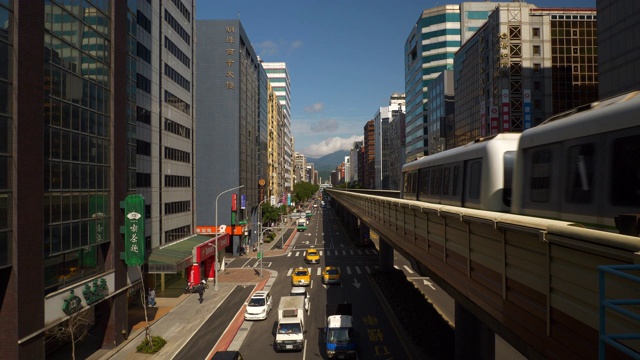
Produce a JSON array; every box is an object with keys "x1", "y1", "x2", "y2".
[
  {"x1": 45, "y1": 308, "x2": 92, "y2": 360},
  {"x1": 261, "y1": 203, "x2": 283, "y2": 225},
  {"x1": 292, "y1": 182, "x2": 319, "y2": 203}
]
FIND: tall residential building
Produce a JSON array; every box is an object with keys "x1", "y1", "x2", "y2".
[
  {"x1": 267, "y1": 81, "x2": 284, "y2": 205},
  {"x1": 363, "y1": 120, "x2": 375, "y2": 189},
  {"x1": 349, "y1": 141, "x2": 363, "y2": 185},
  {"x1": 453, "y1": 3, "x2": 598, "y2": 146},
  {"x1": 388, "y1": 112, "x2": 406, "y2": 190},
  {"x1": 404, "y1": 2, "x2": 502, "y2": 162},
  {"x1": 1, "y1": 2, "x2": 137, "y2": 357},
  {"x1": 374, "y1": 93, "x2": 405, "y2": 189},
  {"x1": 136, "y1": 1, "x2": 196, "y2": 249},
  {"x1": 294, "y1": 152, "x2": 307, "y2": 184},
  {"x1": 597, "y1": 0, "x2": 640, "y2": 98},
  {"x1": 262, "y1": 62, "x2": 293, "y2": 203},
  {"x1": 195, "y1": 20, "x2": 263, "y2": 252}
]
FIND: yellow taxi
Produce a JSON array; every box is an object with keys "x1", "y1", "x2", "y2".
[
  {"x1": 322, "y1": 266, "x2": 341, "y2": 285},
  {"x1": 304, "y1": 249, "x2": 320, "y2": 264},
  {"x1": 291, "y1": 267, "x2": 311, "y2": 286}
]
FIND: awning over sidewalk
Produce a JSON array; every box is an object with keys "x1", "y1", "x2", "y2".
[{"x1": 147, "y1": 234, "x2": 214, "y2": 274}]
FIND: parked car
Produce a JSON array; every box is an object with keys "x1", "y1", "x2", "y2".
[
  {"x1": 291, "y1": 267, "x2": 311, "y2": 286},
  {"x1": 305, "y1": 249, "x2": 320, "y2": 264},
  {"x1": 322, "y1": 266, "x2": 341, "y2": 285},
  {"x1": 244, "y1": 290, "x2": 272, "y2": 320}
]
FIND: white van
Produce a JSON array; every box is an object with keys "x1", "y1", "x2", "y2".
[{"x1": 244, "y1": 290, "x2": 272, "y2": 320}]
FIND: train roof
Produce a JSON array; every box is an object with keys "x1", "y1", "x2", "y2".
[
  {"x1": 403, "y1": 133, "x2": 520, "y2": 172},
  {"x1": 519, "y1": 91, "x2": 640, "y2": 148}
]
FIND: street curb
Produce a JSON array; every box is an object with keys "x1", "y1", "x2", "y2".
[{"x1": 210, "y1": 270, "x2": 279, "y2": 357}]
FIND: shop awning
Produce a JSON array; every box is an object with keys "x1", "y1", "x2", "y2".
[{"x1": 147, "y1": 234, "x2": 214, "y2": 274}]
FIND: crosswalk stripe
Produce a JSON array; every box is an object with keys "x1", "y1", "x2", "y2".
[
  {"x1": 346, "y1": 267, "x2": 352, "y2": 275},
  {"x1": 403, "y1": 265, "x2": 414, "y2": 274},
  {"x1": 287, "y1": 252, "x2": 292, "y2": 257},
  {"x1": 394, "y1": 265, "x2": 400, "y2": 270},
  {"x1": 287, "y1": 268, "x2": 293, "y2": 276},
  {"x1": 365, "y1": 266, "x2": 371, "y2": 273},
  {"x1": 355, "y1": 267, "x2": 362, "y2": 274},
  {"x1": 317, "y1": 267, "x2": 322, "y2": 275}
]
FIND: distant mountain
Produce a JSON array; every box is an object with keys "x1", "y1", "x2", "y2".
[{"x1": 307, "y1": 150, "x2": 350, "y2": 182}]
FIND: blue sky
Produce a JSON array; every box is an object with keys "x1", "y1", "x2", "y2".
[{"x1": 197, "y1": 0, "x2": 596, "y2": 158}]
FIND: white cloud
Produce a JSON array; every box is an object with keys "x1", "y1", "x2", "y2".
[
  {"x1": 302, "y1": 135, "x2": 363, "y2": 158},
  {"x1": 255, "y1": 39, "x2": 303, "y2": 57},
  {"x1": 256, "y1": 40, "x2": 279, "y2": 56},
  {"x1": 304, "y1": 102, "x2": 324, "y2": 113},
  {"x1": 309, "y1": 118, "x2": 338, "y2": 132}
]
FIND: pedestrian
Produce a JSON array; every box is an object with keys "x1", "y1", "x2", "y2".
[
  {"x1": 195, "y1": 283, "x2": 204, "y2": 303},
  {"x1": 148, "y1": 288, "x2": 156, "y2": 307}
]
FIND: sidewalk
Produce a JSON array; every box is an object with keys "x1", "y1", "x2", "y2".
[{"x1": 89, "y1": 223, "x2": 297, "y2": 360}]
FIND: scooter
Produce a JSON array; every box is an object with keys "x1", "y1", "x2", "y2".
[{"x1": 184, "y1": 281, "x2": 209, "y2": 294}]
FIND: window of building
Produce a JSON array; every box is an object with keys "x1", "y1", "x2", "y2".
[
  {"x1": 532, "y1": 27, "x2": 540, "y2": 38},
  {"x1": 533, "y1": 45, "x2": 541, "y2": 56},
  {"x1": 533, "y1": 63, "x2": 541, "y2": 73},
  {"x1": 534, "y1": 99, "x2": 542, "y2": 110}
]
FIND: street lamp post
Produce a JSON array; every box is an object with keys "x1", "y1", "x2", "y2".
[
  {"x1": 257, "y1": 198, "x2": 269, "y2": 277},
  {"x1": 214, "y1": 185, "x2": 244, "y2": 291}
]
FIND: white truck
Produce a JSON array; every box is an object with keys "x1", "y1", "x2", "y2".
[{"x1": 274, "y1": 296, "x2": 306, "y2": 352}]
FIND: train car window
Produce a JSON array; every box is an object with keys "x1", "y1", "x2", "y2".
[
  {"x1": 430, "y1": 167, "x2": 442, "y2": 195},
  {"x1": 565, "y1": 144, "x2": 594, "y2": 204},
  {"x1": 503, "y1": 151, "x2": 515, "y2": 207},
  {"x1": 403, "y1": 171, "x2": 416, "y2": 199},
  {"x1": 468, "y1": 161, "x2": 481, "y2": 199},
  {"x1": 452, "y1": 166, "x2": 460, "y2": 197},
  {"x1": 530, "y1": 149, "x2": 552, "y2": 203},
  {"x1": 611, "y1": 135, "x2": 640, "y2": 206},
  {"x1": 411, "y1": 172, "x2": 419, "y2": 195},
  {"x1": 418, "y1": 169, "x2": 430, "y2": 200},
  {"x1": 442, "y1": 167, "x2": 451, "y2": 195}
]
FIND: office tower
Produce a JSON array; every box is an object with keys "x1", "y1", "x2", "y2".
[
  {"x1": 1, "y1": 2, "x2": 136, "y2": 357},
  {"x1": 195, "y1": 19, "x2": 264, "y2": 252},
  {"x1": 374, "y1": 93, "x2": 405, "y2": 189},
  {"x1": 404, "y1": 2, "x2": 501, "y2": 162},
  {"x1": 454, "y1": 3, "x2": 597, "y2": 146}
]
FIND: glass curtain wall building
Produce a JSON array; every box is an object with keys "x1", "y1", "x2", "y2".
[
  {"x1": 404, "y1": 2, "x2": 500, "y2": 162},
  {"x1": 2, "y1": 1, "x2": 134, "y2": 357}
]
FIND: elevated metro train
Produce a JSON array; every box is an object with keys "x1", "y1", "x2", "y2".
[{"x1": 402, "y1": 91, "x2": 640, "y2": 232}]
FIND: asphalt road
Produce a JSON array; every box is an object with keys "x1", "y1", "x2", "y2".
[
  {"x1": 175, "y1": 286, "x2": 253, "y2": 359},
  {"x1": 234, "y1": 205, "x2": 419, "y2": 359}
]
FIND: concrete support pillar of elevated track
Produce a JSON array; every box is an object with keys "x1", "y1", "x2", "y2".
[{"x1": 455, "y1": 302, "x2": 495, "y2": 360}]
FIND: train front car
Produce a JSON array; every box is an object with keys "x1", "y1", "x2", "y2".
[
  {"x1": 401, "y1": 133, "x2": 520, "y2": 212},
  {"x1": 511, "y1": 91, "x2": 640, "y2": 232}
]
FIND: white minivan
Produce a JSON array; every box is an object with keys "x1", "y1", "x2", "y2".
[{"x1": 244, "y1": 291, "x2": 272, "y2": 320}]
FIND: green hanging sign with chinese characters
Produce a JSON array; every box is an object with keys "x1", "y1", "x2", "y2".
[{"x1": 124, "y1": 194, "x2": 145, "y2": 266}]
